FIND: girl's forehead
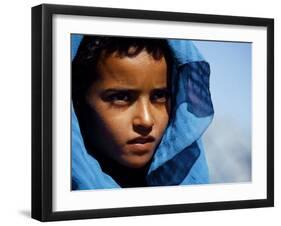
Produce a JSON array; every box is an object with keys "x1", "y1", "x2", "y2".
[{"x1": 95, "y1": 50, "x2": 168, "y2": 88}]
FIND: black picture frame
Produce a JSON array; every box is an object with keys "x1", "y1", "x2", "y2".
[{"x1": 32, "y1": 3, "x2": 274, "y2": 222}]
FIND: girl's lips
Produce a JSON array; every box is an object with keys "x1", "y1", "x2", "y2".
[
  {"x1": 127, "y1": 136, "x2": 156, "y2": 154},
  {"x1": 127, "y1": 143, "x2": 154, "y2": 154},
  {"x1": 127, "y1": 136, "x2": 155, "y2": 144}
]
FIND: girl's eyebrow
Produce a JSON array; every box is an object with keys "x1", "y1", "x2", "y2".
[
  {"x1": 102, "y1": 88, "x2": 137, "y2": 93},
  {"x1": 100, "y1": 87, "x2": 169, "y2": 98},
  {"x1": 100, "y1": 87, "x2": 170, "y2": 100},
  {"x1": 103, "y1": 86, "x2": 168, "y2": 92},
  {"x1": 153, "y1": 87, "x2": 169, "y2": 91}
]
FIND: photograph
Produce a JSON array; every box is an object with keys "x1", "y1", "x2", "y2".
[{"x1": 71, "y1": 35, "x2": 251, "y2": 190}]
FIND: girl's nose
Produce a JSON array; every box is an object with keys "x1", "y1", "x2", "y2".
[{"x1": 133, "y1": 100, "x2": 154, "y2": 135}]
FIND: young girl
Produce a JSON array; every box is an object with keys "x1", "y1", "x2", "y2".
[{"x1": 71, "y1": 35, "x2": 214, "y2": 190}]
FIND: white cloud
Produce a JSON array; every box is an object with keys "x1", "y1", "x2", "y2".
[{"x1": 203, "y1": 115, "x2": 251, "y2": 183}]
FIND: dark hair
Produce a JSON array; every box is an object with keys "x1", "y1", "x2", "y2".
[{"x1": 72, "y1": 35, "x2": 173, "y2": 109}]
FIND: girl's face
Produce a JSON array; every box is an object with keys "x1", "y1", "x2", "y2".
[{"x1": 86, "y1": 49, "x2": 170, "y2": 168}]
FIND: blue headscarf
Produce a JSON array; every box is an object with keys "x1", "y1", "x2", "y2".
[{"x1": 71, "y1": 35, "x2": 214, "y2": 190}]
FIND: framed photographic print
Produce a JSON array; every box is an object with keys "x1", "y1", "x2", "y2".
[{"x1": 31, "y1": 3, "x2": 274, "y2": 222}]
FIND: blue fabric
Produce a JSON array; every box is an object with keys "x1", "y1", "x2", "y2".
[
  {"x1": 71, "y1": 35, "x2": 214, "y2": 190},
  {"x1": 72, "y1": 105, "x2": 120, "y2": 189}
]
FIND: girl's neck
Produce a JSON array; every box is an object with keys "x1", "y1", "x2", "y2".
[{"x1": 91, "y1": 149, "x2": 149, "y2": 188}]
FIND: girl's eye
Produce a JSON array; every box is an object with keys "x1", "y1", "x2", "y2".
[
  {"x1": 151, "y1": 90, "x2": 169, "y2": 103},
  {"x1": 108, "y1": 92, "x2": 131, "y2": 105}
]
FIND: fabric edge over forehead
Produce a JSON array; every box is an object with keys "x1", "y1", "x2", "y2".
[{"x1": 168, "y1": 39, "x2": 205, "y2": 64}]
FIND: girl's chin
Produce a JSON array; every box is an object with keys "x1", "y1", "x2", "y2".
[{"x1": 119, "y1": 156, "x2": 152, "y2": 169}]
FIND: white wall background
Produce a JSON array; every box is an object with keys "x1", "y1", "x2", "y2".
[{"x1": 0, "y1": 0, "x2": 279, "y2": 225}]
